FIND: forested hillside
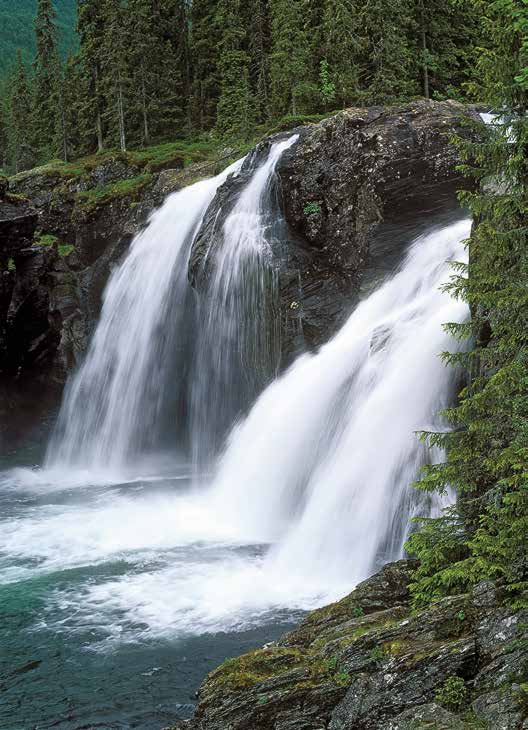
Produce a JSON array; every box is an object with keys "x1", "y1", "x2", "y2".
[
  {"x1": 0, "y1": 0, "x2": 76, "y2": 75},
  {"x1": 0, "y1": 0, "x2": 483, "y2": 174}
]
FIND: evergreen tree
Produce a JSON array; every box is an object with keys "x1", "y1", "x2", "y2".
[
  {"x1": 158, "y1": 0, "x2": 189, "y2": 138},
  {"x1": 77, "y1": 0, "x2": 106, "y2": 151},
  {"x1": 248, "y1": 0, "x2": 272, "y2": 123},
  {"x1": 320, "y1": 0, "x2": 359, "y2": 108},
  {"x1": 415, "y1": 0, "x2": 481, "y2": 101},
  {"x1": 0, "y1": 81, "x2": 9, "y2": 170},
  {"x1": 54, "y1": 53, "x2": 82, "y2": 162},
  {"x1": 33, "y1": 0, "x2": 61, "y2": 158},
  {"x1": 128, "y1": 0, "x2": 158, "y2": 146},
  {"x1": 355, "y1": 0, "x2": 417, "y2": 103},
  {"x1": 7, "y1": 51, "x2": 34, "y2": 172},
  {"x1": 407, "y1": 0, "x2": 528, "y2": 606},
  {"x1": 101, "y1": 0, "x2": 129, "y2": 151},
  {"x1": 270, "y1": 0, "x2": 315, "y2": 117},
  {"x1": 215, "y1": 0, "x2": 255, "y2": 139},
  {"x1": 189, "y1": 0, "x2": 221, "y2": 132}
]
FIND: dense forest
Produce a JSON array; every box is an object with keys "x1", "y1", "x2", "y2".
[
  {"x1": 0, "y1": 0, "x2": 76, "y2": 76},
  {"x1": 0, "y1": 0, "x2": 483, "y2": 173}
]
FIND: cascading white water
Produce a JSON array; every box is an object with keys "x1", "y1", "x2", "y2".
[
  {"x1": 46, "y1": 160, "x2": 243, "y2": 475},
  {"x1": 191, "y1": 136, "x2": 298, "y2": 468},
  {"x1": 45, "y1": 138, "x2": 298, "y2": 479},
  {"x1": 2, "y1": 215, "x2": 471, "y2": 646},
  {"x1": 208, "y1": 218, "x2": 471, "y2": 593}
]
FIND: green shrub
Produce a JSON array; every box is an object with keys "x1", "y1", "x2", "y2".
[
  {"x1": 303, "y1": 201, "x2": 322, "y2": 217},
  {"x1": 435, "y1": 676, "x2": 467, "y2": 710},
  {"x1": 58, "y1": 244, "x2": 74, "y2": 258}
]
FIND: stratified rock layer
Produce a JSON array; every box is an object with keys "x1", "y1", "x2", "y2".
[{"x1": 166, "y1": 562, "x2": 527, "y2": 730}]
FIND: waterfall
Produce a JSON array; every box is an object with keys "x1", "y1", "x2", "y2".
[
  {"x1": 5, "y1": 187, "x2": 471, "y2": 639},
  {"x1": 45, "y1": 161, "x2": 244, "y2": 474},
  {"x1": 190, "y1": 136, "x2": 298, "y2": 469},
  {"x1": 45, "y1": 138, "x2": 298, "y2": 478},
  {"x1": 208, "y1": 218, "x2": 470, "y2": 593}
]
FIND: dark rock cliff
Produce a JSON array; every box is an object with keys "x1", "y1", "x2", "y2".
[
  {"x1": 0, "y1": 157, "x2": 227, "y2": 444},
  {"x1": 165, "y1": 561, "x2": 527, "y2": 730},
  {"x1": 191, "y1": 100, "x2": 481, "y2": 367}
]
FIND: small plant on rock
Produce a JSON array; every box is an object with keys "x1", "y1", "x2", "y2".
[
  {"x1": 303, "y1": 201, "x2": 322, "y2": 217},
  {"x1": 435, "y1": 675, "x2": 467, "y2": 711},
  {"x1": 369, "y1": 645, "x2": 388, "y2": 664}
]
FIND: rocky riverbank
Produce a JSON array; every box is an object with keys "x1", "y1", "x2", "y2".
[{"x1": 165, "y1": 561, "x2": 527, "y2": 730}]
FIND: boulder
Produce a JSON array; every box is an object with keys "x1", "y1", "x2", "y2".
[{"x1": 190, "y1": 101, "x2": 482, "y2": 368}]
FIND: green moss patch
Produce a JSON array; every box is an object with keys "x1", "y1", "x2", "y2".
[
  {"x1": 10, "y1": 140, "x2": 224, "y2": 187},
  {"x1": 33, "y1": 231, "x2": 74, "y2": 258},
  {"x1": 58, "y1": 244, "x2": 75, "y2": 258},
  {"x1": 209, "y1": 647, "x2": 304, "y2": 690},
  {"x1": 34, "y1": 232, "x2": 59, "y2": 248},
  {"x1": 74, "y1": 174, "x2": 153, "y2": 215},
  {"x1": 206, "y1": 643, "x2": 354, "y2": 695}
]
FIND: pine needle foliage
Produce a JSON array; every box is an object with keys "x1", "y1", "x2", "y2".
[{"x1": 407, "y1": 0, "x2": 528, "y2": 608}]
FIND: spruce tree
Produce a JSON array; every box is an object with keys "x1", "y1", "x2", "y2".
[
  {"x1": 415, "y1": 0, "x2": 481, "y2": 101},
  {"x1": 269, "y1": 0, "x2": 315, "y2": 117},
  {"x1": 407, "y1": 0, "x2": 528, "y2": 606},
  {"x1": 0, "y1": 87, "x2": 9, "y2": 170},
  {"x1": 190, "y1": 0, "x2": 221, "y2": 132},
  {"x1": 33, "y1": 0, "x2": 61, "y2": 158},
  {"x1": 355, "y1": 0, "x2": 417, "y2": 103},
  {"x1": 101, "y1": 0, "x2": 129, "y2": 152},
  {"x1": 247, "y1": 0, "x2": 272, "y2": 124},
  {"x1": 7, "y1": 51, "x2": 34, "y2": 172},
  {"x1": 128, "y1": 0, "x2": 158, "y2": 146},
  {"x1": 54, "y1": 53, "x2": 83, "y2": 162},
  {"x1": 320, "y1": 0, "x2": 359, "y2": 108},
  {"x1": 215, "y1": 0, "x2": 255, "y2": 140},
  {"x1": 77, "y1": 0, "x2": 106, "y2": 152},
  {"x1": 158, "y1": 0, "x2": 189, "y2": 138}
]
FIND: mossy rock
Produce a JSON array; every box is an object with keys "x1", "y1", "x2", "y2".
[{"x1": 73, "y1": 173, "x2": 154, "y2": 219}]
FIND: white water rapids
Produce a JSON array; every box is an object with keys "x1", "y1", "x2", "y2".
[{"x1": 1, "y1": 140, "x2": 470, "y2": 644}]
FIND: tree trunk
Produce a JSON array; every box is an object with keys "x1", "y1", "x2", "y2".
[
  {"x1": 420, "y1": 1, "x2": 430, "y2": 100},
  {"x1": 60, "y1": 95, "x2": 68, "y2": 162},
  {"x1": 140, "y1": 65, "x2": 150, "y2": 146},
  {"x1": 94, "y1": 65, "x2": 104, "y2": 152},
  {"x1": 181, "y1": 7, "x2": 193, "y2": 136},
  {"x1": 117, "y1": 77, "x2": 126, "y2": 152}
]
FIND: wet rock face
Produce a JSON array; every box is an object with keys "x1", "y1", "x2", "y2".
[
  {"x1": 275, "y1": 100, "x2": 481, "y2": 364},
  {"x1": 0, "y1": 181, "x2": 52, "y2": 442},
  {"x1": 171, "y1": 561, "x2": 527, "y2": 730},
  {"x1": 190, "y1": 100, "x2": 481, "y2": 368}
]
